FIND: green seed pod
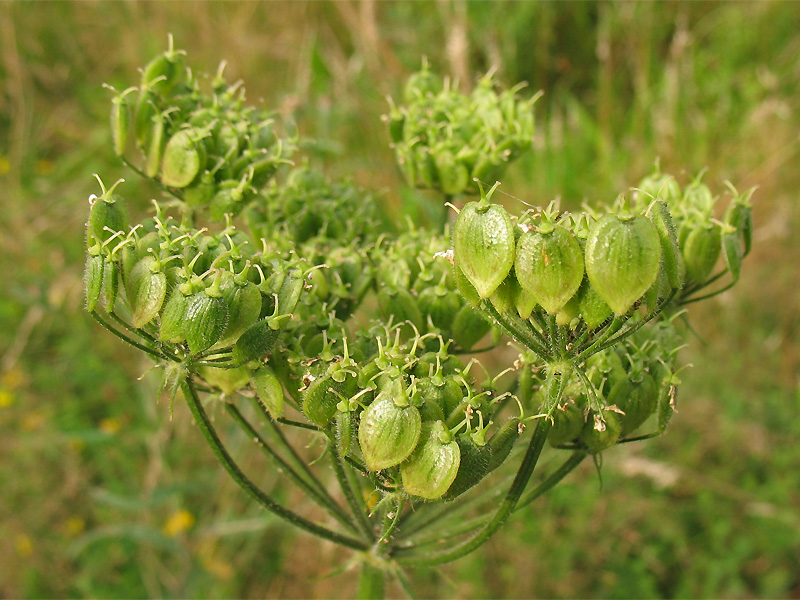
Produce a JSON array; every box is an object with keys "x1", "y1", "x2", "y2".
[
  {"x1": 486, "y1": 418, "x2": 521, "y2": 473},
  {"x1": 145, "y1": 112, "x2": 168, "y2": 179},
  {"x1": 336, "y1": 408, "x2": 355, "y2": 457},
  {"x1": 109, "y1": 88, "x2": 135, "y2": 157},
  {"x1": 276, "y1": 268, "x2": 305, "y2": 316},
  {"x1": 302, "y1": 374, "x2": 358, "y2": 428},
  {"x1": 434, "y1": 150, "x2": 469, "y2": 196},
  {"x1": 452, "y1": 200, "x2": 515, "y2": 299},
  {"x1": 252, "y1": 366, "x2": 284, "y2": 420},
  {"x1": 609, "y1": 373, "x2": 657, "y2": 437},
  {"x1": 217, "y1": 280, "x2": 262, "y2": 348},
  {"x1": 88, "y1": 197, "x2": 127, "y2": 246},
  {"x1": 722, "y1": 227, "x2": 743, "y2": 283},
  {"x1": 444, "y1": 434, "x2": 490, "y2": 499},
  {"x1": 489, "y1": 275, "x2": 515, "y2": 314},
  {"x1": 548, "y1": 401, "x2": 585, "y2": 447},
  {"x1": 586, "y1": 349, "x2": 626, "y2": 394},
  {"x1": 102, "y1": 258, "x2": 120, "y2": 313},
  {"x1": 127, "y1": 257, "x2": 168, "y2": 329},
  {"x1": 515, "y1": 226, "x2": 584, "y2": 315},
  {"x1": 417, "y1": 285, "x2": 461, "y2": 331},
  {"x1": 159, "y1": 287, "x2": 189, "y2": 342},
  {"x1": 509, "y1": 270, "x2": 537, "y2": 320},
  {"x1": 358, "y1": 391, "x2": 422, "y2": 471},
  {"x1": 200, "y1": 365, "x2": 250, "y2": 396},
  {"x1": 401, "y1": 421, "x2": 460, "y2": 500},
  {"x1": 403, "y1": 62, "x2": 441, "y2": 102},
  {"x1": 452, "y1": 305, "x2": 491, "y2": 350},
  {"x1": 417, "y1": 398, "x2": 446, "y2": 423},
  {"x1": 184, "y1": 288, "x2": 229, "y2": 355},
  {"x1": 647, "y1": 199, "x2": 683, "y2": 290},
  {"x1": 585, "y1": 214, "x2": 661, "y2": 316},
  {"x1": 161, "y1": 129, "x2": 204, "y2": 188},
  {"x1": 556, "y1": 294, "x2": 580, "y2": 327},
  {"x1": 141, "y1": 42, "x2": 185, "y2": 95},
  {"x1": 232, "y1": 319, "x2": 279, "y2": 365},
  {"x1": 580, "y1": 411, "x2": 621, "y2": 453},
  {"x1": 377, "y1": 286, "x2": 423, "y2": 329},
  {"x1": 416, "y1": 376, "x2": 464, "y2": 422},
  {"x1": 638, "y1": 172, "x2": 681, "y2": 207},
  {"x1": 652, "y1": 361, "x2": 677, "y2": 433},
  {"x1": 84, "y1": 252, "x2": 104, "y2": 312},
  {"x1": 683, "y1": 223, "x2": 721, "y2": 285},
  {"x1": 724, "y1": 199, "x2": 753, "y2": 257},
  {"x1": 453, "y1": 259, "x2": 482, "y2": 308},
  {"x1": 134, "y1": 88, "x2": 157, "y2": 150}
]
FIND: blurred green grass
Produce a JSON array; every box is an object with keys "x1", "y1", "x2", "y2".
[{"x1": 1, "y1": 1, "x2": 799, "y2": 598}]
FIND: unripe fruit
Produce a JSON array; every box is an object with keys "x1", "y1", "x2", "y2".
[
  {"x1": 609, "y1": 373, "x2": 657, "y2": 436},
  {"x1": 302, "y1": 373, "x2": 357, "y2": 427},
  {"x1": 548, "y1": 401, "x2": 585, "y2": 446},
  {"x1": 88, "y1": 197, "x2": 127, "y2": 245},
  {"x1": 514, "y1": 226, "x2": 584, "y2": 315},
  {"x1": 453, "y1": 201, "x2": 515, "y2": 299},
  {"x1": 683, "y1": 223, "x2": 721, "y2": 284},
  {"x1": 401, "y1": 421, "x2": 460, "y2": 500},
  {"x1": 417, "y1": 285, "x2": 461, "y2": 331},
  {"x1": 452, "y1": 305, "x2": 491, "y2": 350},
  {"x1": 84, "y1": 253, "x2": 104, "y2": 312},
  {"x1": 486, "y1": 418, "x2": 521, "y2": 473},
  {"x1": 161, "y1": 129, "x2": 204, "y2": 188},
  {"x1": 444, "y1": 434, "x2": 490, "y2": 499},
  {"x1": 252, "y1": 366, "x2": 284, "y2": 420},
  {"x1": 232, "y1": 319, "x2": 280, "y2": 365},
  {"x1": 216, "y1": 280, "x2": 262, "y2": 348},
  {"x1": 358, "y1": 391, "x2": 422, "y2": 471},
  {"x1": 102, "y1": 259, "x2": 120, "y2": 313},
  {"x1": 585, "y1": 214, "x2": 661, "y2": 316},
  {"x1": 647, "y1": 200, "x2": 683, "y2": 290},
  {"x1": 434, "y1": 150, "x2": 468, "y2": 196},
  {"x1": 201, "y1": 365, "x2": 250, "y2": 396},
  {"x1": 184, "y1": 288, "x2": 229, "y2": 355},
  {"x1": 127, "y1": 257, "x2": 168, "y2": 328},
  {"x1": 377, "y1": 286, "x2": 423, "y2": 329},
  {"x1": 580, "y1": 411, "x2": 621, "y2": 453},
  {"x1": 110, "y1": 88, "x2": 135, "y2": 157},
  {"x1": 159, "y1": 288, "x2": 189, "y2": 342}
]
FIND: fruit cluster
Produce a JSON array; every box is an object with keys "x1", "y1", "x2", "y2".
[
  {"x1": 386, "y1": 60, "x2": 539, "y2": 196},
  {"x1": 84, "y1": 41, "x2": 754, "y2": 569},
  {"x1": 108, "y1": 35, "x2": 294, "y2": 222}
]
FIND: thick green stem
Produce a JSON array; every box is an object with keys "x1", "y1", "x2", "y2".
[
  {"x1": 224, "y1": 401, "x2": 360, "y2": 535},
  {"x1": 357, "y1": 562, "x2": 386, "y2": 600},
  {"x1": 181, "y1": 378, "x2": 368, "y2": 551}
]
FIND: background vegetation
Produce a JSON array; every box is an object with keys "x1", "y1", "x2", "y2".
[{"x1": 1, "y1": 1, "x2": 798, "y2": 597}]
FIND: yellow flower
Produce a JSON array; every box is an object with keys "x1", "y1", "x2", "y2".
[
  {"x1": 163, "y1": 509, "x2": 195, "y2": 537},
  {"x1": 15, "y1": 534, "x2": 33, "y2": 557},
  {"x1": 99, "y1": 417, "x2": 121, "y2": 434},
  {"x1": 0, "y1": 390, "x2": 13, "y2": 409}
]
